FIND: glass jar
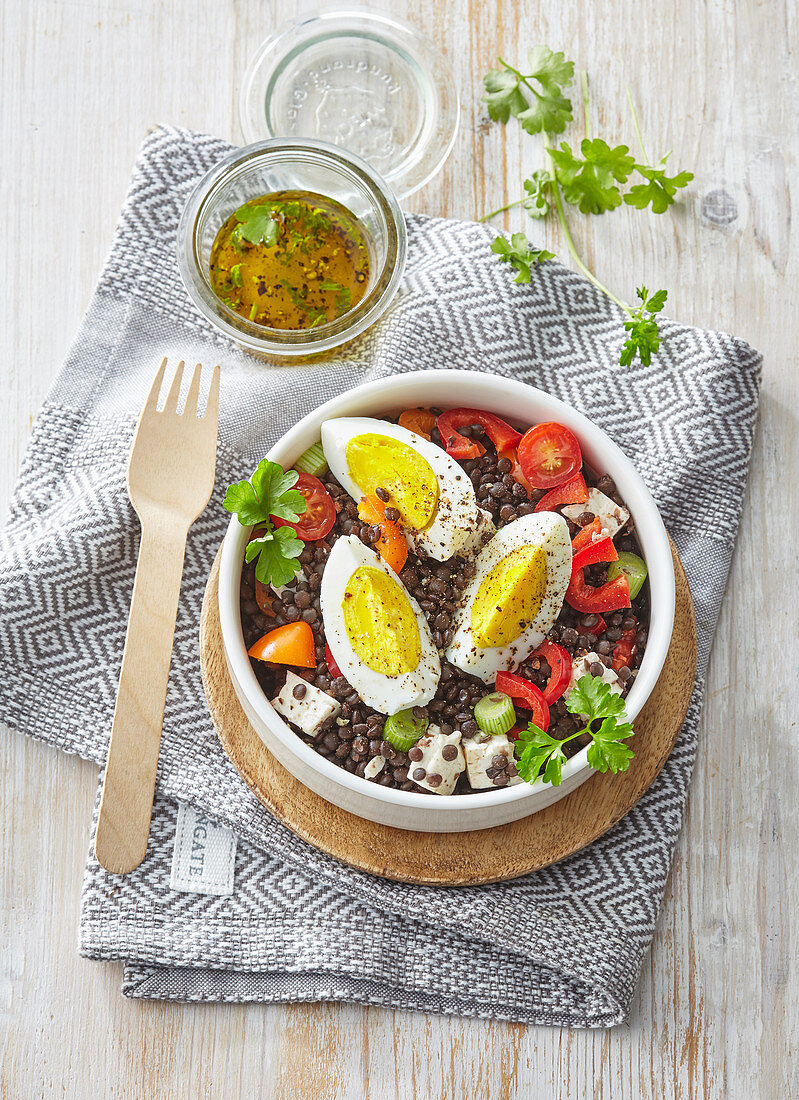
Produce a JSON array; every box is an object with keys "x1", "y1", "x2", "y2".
[{"x1": 177, "y1": 138, "x2": 407, "y2": 361}]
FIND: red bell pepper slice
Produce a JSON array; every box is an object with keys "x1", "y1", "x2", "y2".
[
  {"x1": 571, "y1": 536, "x2": 619, "y2": 573},
  {"x1": 571, "y1": 517, "x2": 602, "y2": 552},
  {"x1": 495, "y1": 671, "x2": 550, "y2": 731},
  {"x1": 582, "y1": 613, "x2": 607, "y2": 637},
  {"x1": 565, "y1": 569, "x2": 631, "y2": 613},
  {"x1": 528, "y1": 640, "x2": 572, "y2": 704},
  {"x1": 325, "y1": 643, "x2": 343, "y2": 680},
  {"x1": 612, "y1": 627, "x2": 637, "y2": 671},
  {"x1": 534, "y1": 471, "x2": 588, "y2": 513},
  {"x1": 437, "y1": 408, "x2": 522, "y2": 460}
]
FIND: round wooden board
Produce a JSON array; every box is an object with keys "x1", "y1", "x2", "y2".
[{"x1": 199, "y1": 541, "x2": 696, "y2": 885}]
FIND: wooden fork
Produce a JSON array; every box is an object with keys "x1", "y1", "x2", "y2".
[{"x1": 95, "y1": 358, "x2": 220, "y2": 875}]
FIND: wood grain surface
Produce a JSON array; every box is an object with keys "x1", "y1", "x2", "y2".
[
  {"x1": 200, "y1": 542, "x2": 696, "y2": 884},
  {"x1": 1, "y1": 1, "x2": 796, "y2": 1098}
]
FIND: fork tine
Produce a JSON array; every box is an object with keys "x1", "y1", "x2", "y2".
[
  {"x1": 142, "y1": 358, "x2": 168, "y2": 416},
  {"x1": 161, "y1": 360, "x2": 185, "y2": 414},
  {"x1": 203, "y1": 364, "x2": 221, "y2": 423},
  {"x1": 183, "y1": 363, "x2": 203, "y2": 417}
]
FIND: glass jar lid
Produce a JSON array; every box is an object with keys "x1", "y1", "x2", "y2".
[{"x1": 240, "y1": 9, "x2": 460, "y2": 200}]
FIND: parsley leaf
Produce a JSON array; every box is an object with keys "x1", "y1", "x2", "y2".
[
  {"x1": 513, "y1": 674, "x2": 635, "y2": 787},
  {"x1": 235, "y1": 203, "x2": 280, "y2": 247},
  {"x1": 549, "y1": 139, "x2": 635, "y2": 214},
  {"x1": 224, "y1": 459, "x2": 307, "y2": 588},
  {"x1": 624, "y1": 163, "x2": 694, "y2": 214},
  {"x1": 564, "y1": 674, "x2": 627, "y2": 722},
  {"x1": 514, "y1": 726, "x2": 568, "y2": 786},
  {"x1": 619, "y1": 285, "x2": 668, "y2": 367},
  {"x1": 223, "y1": 479, "x2": 265, "y2": 527},
  {"x1": 484, "y1": 47, "x2": 574, "y2": 135},
  {"x1": 491, "y1": 232, "x2": 554, "y2": 283},
  {"x1": 483, "y1": 67, "x2": 527, "y2": 123},
  {"x1": 245, "y1": 527, "x2": 305, "y2": 588},
  {"x1": 522, "y1": 170, "x2": 555, "y2": 218},
  {"x1": 586, "y1": 717, "x2": 635, "y2": 773},
  {"x1": 249, "y1": 461, "x2": 305, "y2": 522}
]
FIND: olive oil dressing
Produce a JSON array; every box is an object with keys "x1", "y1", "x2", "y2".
[{"x1": 209, "y1": 190, "x2": 370, "y2": 330}]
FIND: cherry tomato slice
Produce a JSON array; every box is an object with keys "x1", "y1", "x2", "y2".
[
  {"x1": 612, "y1": 626, "x2": 637, "y2": 671},
  {"x1": 248, "y1": 622, "x2": 316, "y2": 668},
  {"x1": 254, "y1": 579, "x2": 273, "y2": 615},
  {"x1": 398, "y1": 408, "x2": 437, "y2": 440},
  {"x1": 495, "y1": 671, "x2": 550, "y2": 732},
  {"x1": 358, "y1": 494, "x2": 408, "y2": 574},
  {"x1": 529, "y1": 641, "x2": 573, "y2": 705},
  {"x1": 325, "y1": 643, "x2": 343, "y2": 680},
  {"x1": 272, "y1": 472, "x2": 335, "y2": 542},
  {"x1": 518, "y1": 422, "x2": 582, "y2": 490},
  {"x1": 534, "y1": 471, "x2": 588, "y2": 513}
]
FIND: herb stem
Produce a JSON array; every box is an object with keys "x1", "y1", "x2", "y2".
[
  {"x1": 479, "y1": 197, "x2": 526, "y2": 222},
  {"x1": 625, "y1": 85, "x2": 651, "y2": 164},
  {"x1": 548, "y1": 167, "x2": 632, "y2": 317},
  {"x1": 581, "y1": 69, "x2": 590, "y2": 138},
  {"x1": 498, "y1": 58, "x2": 543, "y2": 101}
]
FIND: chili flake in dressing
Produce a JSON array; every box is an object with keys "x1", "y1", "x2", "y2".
[{"x1": 209, "y1": 190, "x2": 370, "y2": 331}]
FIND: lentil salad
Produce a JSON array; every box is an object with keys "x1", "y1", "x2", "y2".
[{"x1": 230, "y1": 406, "x2": 649, "y2": 797}]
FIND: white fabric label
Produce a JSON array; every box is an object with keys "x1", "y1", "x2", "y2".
[{"x1": 170, "y1": 803, "x2": 237, "y2": 896}]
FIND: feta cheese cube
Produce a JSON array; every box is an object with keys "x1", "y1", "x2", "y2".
[
  {"x1": 406, "y1": 726, "x2": 465, "y2": 795},
  {"x1": 566, "y1": 653, "x2": 624, "y2": 715},
  {"x1": 562, "y1": 489, "x2": 630, "y2": 540},
  {"x1": 464, "y1": 733, "x2": 524, "y2": 789},
  {"x1": 364, "y1": 756, "x2": 385, "y2": 780},
  {"x1": 271, "y1": 672, "x2": 341, "y2": 738}
]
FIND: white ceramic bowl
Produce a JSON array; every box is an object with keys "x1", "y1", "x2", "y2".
[{"x1": 218, "y1": 370, "x2": 675, "y2": 832}]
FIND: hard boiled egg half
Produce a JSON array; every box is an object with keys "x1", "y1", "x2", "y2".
[
  {"x1": 321, "y1": 417, "x2": 495, "y2": 561},
  {"x1": 446, "y1": 512, "x2": 572, "y2": 683},
  {"x1": 320, "y1": 535, "x2": 441, "y2": 714}
]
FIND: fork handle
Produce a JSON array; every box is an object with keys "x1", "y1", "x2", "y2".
[{"x1": 95, "y1": 521, "x2": 189, "y2": 874}]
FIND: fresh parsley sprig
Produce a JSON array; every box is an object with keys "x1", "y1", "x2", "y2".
[
  {"x1": 620, "y1": 286, "x2": 668, "y2": 367},
  {"x1": 223, "y1": 460, "x2": 306, "y2": 588},
  {"x1": 514, "y1": 674, "x2": 634, "y2": 787},
  {"x1": 491, "y1": 233, "x2": 554, "y2": 283},
  {"x1": 484, "y1": 47, "x2": 575, "y2": 134},
  {"x1": 481, "y1": 50, "x2": 693, "y2": 367},
  {"x1": 548, "y1": 138, "x2": 636, "y2": 214}
]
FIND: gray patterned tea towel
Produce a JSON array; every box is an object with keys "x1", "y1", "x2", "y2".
[{"x1": 0, "y1": 126, "x2": 761, "y2": 1026}]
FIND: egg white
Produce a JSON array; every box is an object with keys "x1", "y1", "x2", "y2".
[
  {"x1": 320, "y1": 535, "x2": 441, "y2": 715},
  {"x1": 320, "y1": 416, "x2": 495, "y2": 561},
  {"x1": 445, "y1": 512, "x2": 572, "y2": 683}
]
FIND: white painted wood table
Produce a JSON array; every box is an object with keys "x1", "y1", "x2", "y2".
[{"x1": 1, "y1": 2, "x2": 796, "y2": 1097}]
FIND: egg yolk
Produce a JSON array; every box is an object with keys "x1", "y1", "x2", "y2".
[
  {"x1": 470, "y1": 545, "x2": 547, "y2": 648},
  {"x1": 342, "y1": 566, "x2": 421, "y2": 676},
  {"x1": 345, "y1": 433, "x2": 438, "y2": 531}
]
